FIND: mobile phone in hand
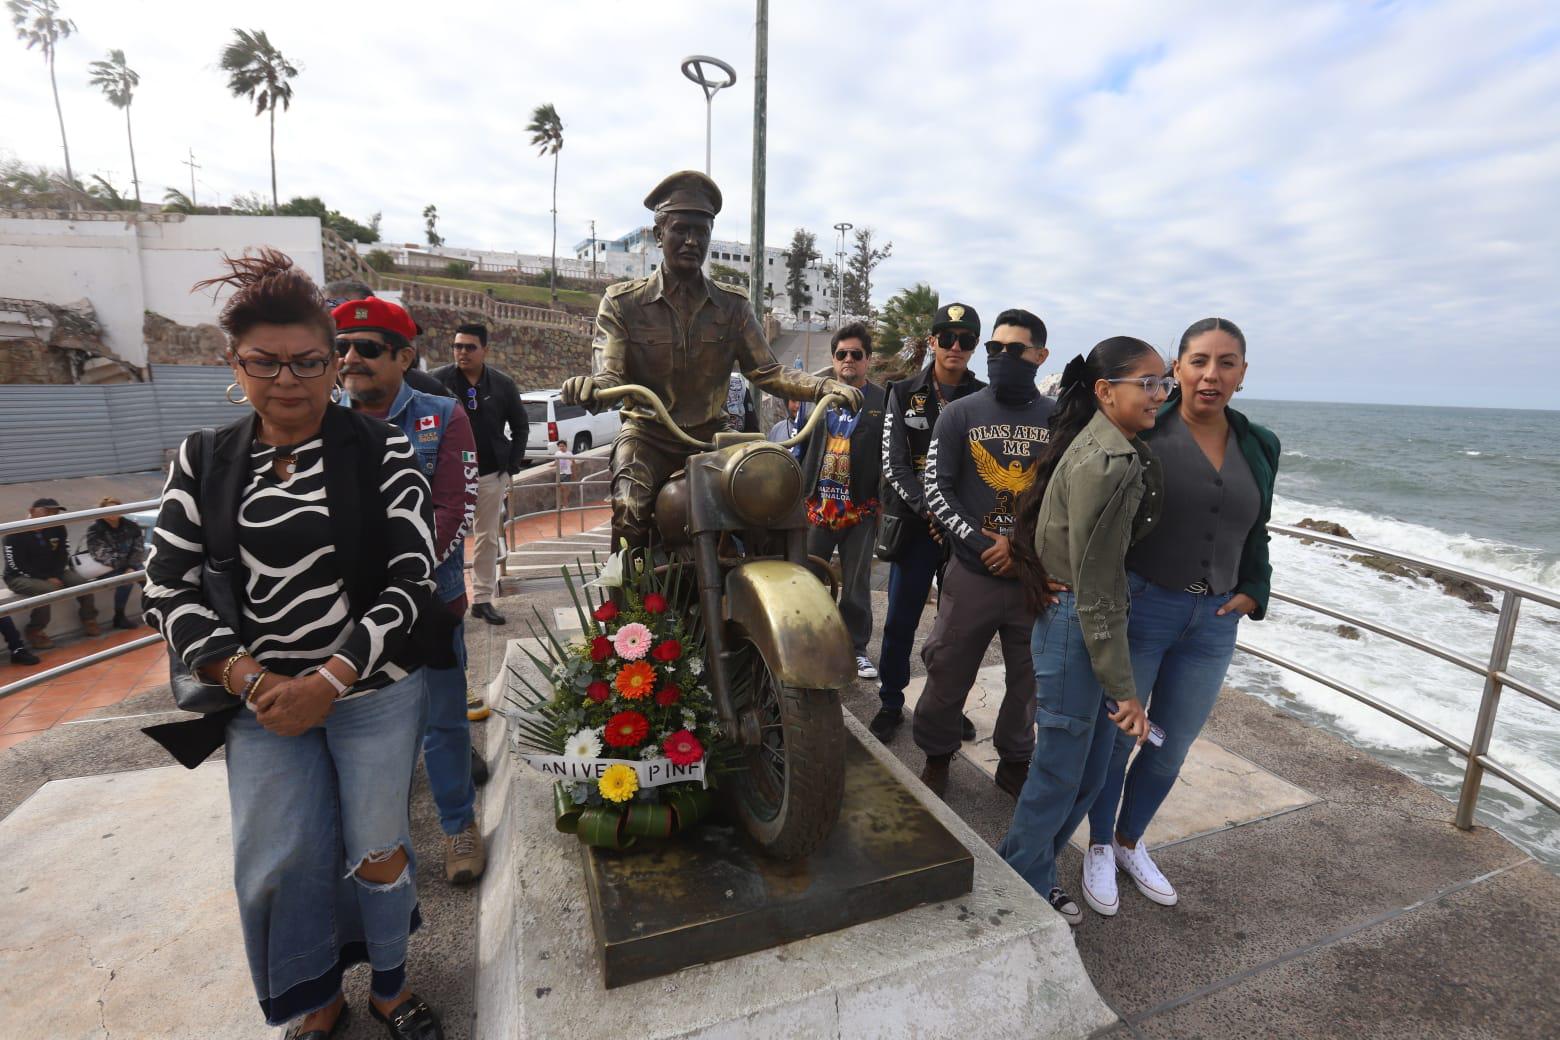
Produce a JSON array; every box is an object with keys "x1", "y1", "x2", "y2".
[{"x1": 1105, "y1": 699, "x2": 1166, "y2": 747}]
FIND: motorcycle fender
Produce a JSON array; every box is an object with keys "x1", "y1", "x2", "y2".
[{"x1": 723, "y1": 560, "x2": 855, "y2": 691}]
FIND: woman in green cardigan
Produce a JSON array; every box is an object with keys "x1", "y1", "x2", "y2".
[{"x1": 1079, "y1": 317, "x2": 1281, "y2": 919}]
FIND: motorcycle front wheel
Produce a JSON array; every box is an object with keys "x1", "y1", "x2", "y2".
[{"x1": 726, "y1": 633, "x2": 845, "y2": 860}]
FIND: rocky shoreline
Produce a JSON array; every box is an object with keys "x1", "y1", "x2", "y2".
[{"x1": 1294, "y1": 519, "x2": 1498, "y2": 613}]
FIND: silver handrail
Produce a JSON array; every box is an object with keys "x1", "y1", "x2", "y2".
[{"x1": 1247, "y1": 525, "x2": 1559, "y2": 829}]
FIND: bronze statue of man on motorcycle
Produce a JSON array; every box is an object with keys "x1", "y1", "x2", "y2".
[
  {"x1": 560, "y1": 171, "x2": 865, "y2": 859},
  {"x1": 561, "y1": 170, "x2": 863, "y2": 549}
]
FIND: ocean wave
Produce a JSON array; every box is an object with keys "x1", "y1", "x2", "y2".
[
  {"x1": 1463, "y1": 450, "x2": 1484, "y2": 457},
  {"x1": 1271, "y1": 493, "x2": 1560, "y2": 588}
]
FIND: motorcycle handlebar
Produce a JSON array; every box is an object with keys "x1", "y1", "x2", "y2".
[{"x1": 588, "y1": 383, "x2": 849, "y2": 453}]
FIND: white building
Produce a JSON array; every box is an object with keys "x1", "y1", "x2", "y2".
[{"x1": 575, "y1": 227, "x2": 835, "y2": 321}]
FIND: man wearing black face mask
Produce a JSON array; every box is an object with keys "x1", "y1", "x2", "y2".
[{"x1": 914, "y1": 308, "x2": 1053, "y2": 799}]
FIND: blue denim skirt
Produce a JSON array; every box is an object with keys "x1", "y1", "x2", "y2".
[{"x1": 224, "y1": 668, "x2": 428, "y2": 1024}]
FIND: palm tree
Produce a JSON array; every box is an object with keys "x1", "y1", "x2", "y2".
[
  {"x1": 877, "y1": 282, "x2": 940, "y2": 369},
  {"x1": 219, "y1": 28, "x2": 298, "y2": 213},
  {"x1": 88, "y1": 48, "x2": 141, "y2": 206},
  {"x1": 422, "y1": 204, "x2": 443, "y2": 247},
  {"x1": 526, "y1": 103, "x2": 564, "y2": 305},
  {"x1": 161, "y1": 187, "x2": 197, "y2": 214},
  {"x1": 8, "y1": 0, "x2": 77, "y2": 193}
]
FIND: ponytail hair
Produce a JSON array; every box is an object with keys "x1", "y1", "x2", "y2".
[
  {"x1": 1013, "y1": 336, "x2": 1160, "y2": 613},
  {"x1": 192, "y1": 247, "x2": 334, "y2": 350}
]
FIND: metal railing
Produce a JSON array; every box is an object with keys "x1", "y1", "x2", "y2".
[
  {"x1": 6, "y1": 497, "x2": 1556, "y2": 837},
  {"x1": 0, "y1": 498, "x2": 160, "y2": 699},
  {"x1": 1240, "y1": 522, "x2": 1560, "y2": 830},
  {"x1": 499, "y1": 470, "x2": 612, "y2": 574}
]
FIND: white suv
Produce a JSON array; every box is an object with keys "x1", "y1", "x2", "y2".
[{"x1": 522, "y1": 390, "x2": 621, "y2": 463}]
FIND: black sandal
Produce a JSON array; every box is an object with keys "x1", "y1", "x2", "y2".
[
  {"x1": 370, "y1": 993, "x2": 444, "y2": 1039},
  {"x1": 284, "y1": 1000, "x2": 351, "y2": 1040}
]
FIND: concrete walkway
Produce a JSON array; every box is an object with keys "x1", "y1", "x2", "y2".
[{"x1": 1, "y1": 575, "x2": 1556, "y2": 1037}]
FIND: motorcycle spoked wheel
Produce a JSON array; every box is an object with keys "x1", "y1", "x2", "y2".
[{"x1": 723, "y1": 633, "x2": 846, "y2": 860}]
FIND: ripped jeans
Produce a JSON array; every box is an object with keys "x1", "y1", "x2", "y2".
[{"x1": 225, "y1": 669, "x2": 427, "y2": 1025}]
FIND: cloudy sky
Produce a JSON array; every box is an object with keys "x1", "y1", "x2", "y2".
[{"x1": 3, "y1": 1, "x2": 1557, "y2": 408}]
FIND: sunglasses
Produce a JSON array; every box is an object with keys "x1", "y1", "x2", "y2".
[
  {"x1": 834, "y1": 349, "x2": 865, "y2": 361},
  {"x1": 334, "y1": 337, "x2": 395, "y2": 360},
  {"x1": 464, "y1": 386, "x2": 479, "y2": 410},
  {"x1": 935, "y1": 331, "x2": 979, "y2": 351},
  {"x1": 452, "y1": 342, "x2": 481, "y2": 353}
]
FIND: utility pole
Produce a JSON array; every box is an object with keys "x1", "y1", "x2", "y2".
[
  {"x1": 747, "y1": 0, "x2": 768, "y2": 312},
  {"x1": 590, "y1": 219, "x2": 597, "y2": 282},
  {"x1": 181, "y1": 148, "x2": 202, "y2": 207},
  {"x1": 833, "y1": 221, "x2": 853, "y2": 329}
]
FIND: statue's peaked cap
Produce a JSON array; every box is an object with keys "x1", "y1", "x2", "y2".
[{"x1": 644, "y1": 170, "x2": 722, "y2": 217}]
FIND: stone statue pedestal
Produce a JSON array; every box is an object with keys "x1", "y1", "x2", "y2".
[{"x1": 477, "y1": 639, "x2": 1116, "y2": 1038}]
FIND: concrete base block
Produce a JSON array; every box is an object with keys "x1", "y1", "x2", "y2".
[
  {"x1": 476, "y1": 639, "x2": 1118, "y2": 1039},
  {"x1": 0, "y1": 763, "x2": 259, "y2": 1040}
]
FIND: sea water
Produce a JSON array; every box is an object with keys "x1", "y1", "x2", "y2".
[{"x1": 1227, "y1": 400, "x2": 1560, "y2": 869}]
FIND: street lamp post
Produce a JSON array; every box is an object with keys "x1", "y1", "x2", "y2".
[
  {"x1": 833, "y1": 221, "x2": 853, "y2": 329},
  {"x1": 680, "y1": 55, "x2": 738, "y2": 177}
]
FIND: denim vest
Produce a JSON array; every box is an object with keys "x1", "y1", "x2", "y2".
[{"x1": 378, "y1": 382, "x2": 466, "y2": 604}]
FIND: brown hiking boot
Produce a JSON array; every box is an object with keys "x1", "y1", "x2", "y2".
[
  {"x1": 445, "y1": 822, "x2": 486, "y2": 885},
  {"x1": 25, "y1": 627, "x2": 53, "y2": 650},
  {"x1": 82, "y1": 619, "x2": 101, "y2": 637},
  {"x1": 920, "y1": 753, "x2": 953, "y2": 798},
  {"x1": 995, "y1": 758, "x2": 1031, "y2": 798}
]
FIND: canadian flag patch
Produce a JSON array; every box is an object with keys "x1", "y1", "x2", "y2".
[{"x1": 416, "y1": 415, "x2": 440, "y2": 431}]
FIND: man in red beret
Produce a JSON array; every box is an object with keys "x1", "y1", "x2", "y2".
[{"x1": 333, "y1": 297, "x2": 488, "y2": 886}]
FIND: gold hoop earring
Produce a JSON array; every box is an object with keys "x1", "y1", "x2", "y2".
[{"x1": 225, "y1": 382, "x2": 249, "y2": 405}]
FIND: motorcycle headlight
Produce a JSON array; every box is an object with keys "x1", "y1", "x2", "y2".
[{"x1": 721, "y1": 442, "x2": 802, "y2": 528}]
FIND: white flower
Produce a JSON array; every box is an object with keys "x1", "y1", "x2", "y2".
[
  {"x1": 689, "y1": 657, "x2": 704, "y2": 676},
  {"x1": 565, "y1": 728, "x2": 603, "y2": 760},
  {"x1": 587, "y1": 550, "x2": 624, "y2": 589}
]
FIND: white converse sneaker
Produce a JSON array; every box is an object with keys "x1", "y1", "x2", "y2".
[
  {"x1": 1080, "y1": 843, "x2": 1120, "y2": 916},
  {"x1": 1113, "y1": 838, "x2": 1178, "y2": 906},
  {"x1": 855, "y1": 655, "x2": 879, "y2": 680}
]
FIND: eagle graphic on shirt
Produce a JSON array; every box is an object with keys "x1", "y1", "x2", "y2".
[{"x1": 971, "y1": 439, "x2": 1037, "y2": 535}]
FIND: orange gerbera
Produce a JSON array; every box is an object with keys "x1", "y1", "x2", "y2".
[{"x1": 614, "y1": 660, "x2": 657, "y2": 700}]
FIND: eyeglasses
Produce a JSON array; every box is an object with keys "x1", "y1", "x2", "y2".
[
  {"x1": 234, "y1": 355, "x2": 329, "y2": 379},
  {"x1": 464, "y1": 386, "x2": 479, "y2": 410},
  {"x1": 935, "y1": 330, "x2": 979, "y2": 351},
  {"x1": 334, "y1": 337, "x2": 394, "y2": 360},
  {"x1": 834, "y1": 349, "x2": 865, "y2": 361},
  {"x1": 1106, "y1": 376, "x2": 1178, "y2": 396},
  {"x1": 452, "y1": 343, "x2": 481, "y2": 353}
]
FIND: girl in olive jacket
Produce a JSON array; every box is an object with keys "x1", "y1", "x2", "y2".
[{"x1": 998, "y1": 336, "x2": 1171, "y2": 924}]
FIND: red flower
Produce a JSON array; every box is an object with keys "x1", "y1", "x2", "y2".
[
  {"x1": 593, "y1": 600, "x2": 619, "y2": 623},
  {"x1": 651, "y1": 639, "x2": 682, "y2": 663},
  {"x1": 590, "y1": 636, "x2": 613, "y2": 662},
  {"x1": 655, "y1": 683, "x2": 681, "y2": 707},
  {"x1": 586, "y1": 680, "x2": 611, "y2": 703},
  {"x1": 663, "y1": 729, "x2": 704, "y2": 766},
  {"x1": 643, "y1": 592, "x2": 668, "y2": 614},
  {"x1": 604, "y1": 710, "x2": 649, "y2": 748}
]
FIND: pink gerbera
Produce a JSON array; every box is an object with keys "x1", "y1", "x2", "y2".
[{"x1": 612, "y1": 621, "x2": 653, "y2": 661}]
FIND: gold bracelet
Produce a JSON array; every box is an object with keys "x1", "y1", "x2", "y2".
[
  {"x1": 220, "y1": 652, "x2": 252, "y2": 695},
  {"x1": 245, "y1": 671, "x2": 269, "y2": 706}
]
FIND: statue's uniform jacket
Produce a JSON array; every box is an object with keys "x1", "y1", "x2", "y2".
[{"x1": 590, "y1": 268, "x2": 831, "y2": 541}]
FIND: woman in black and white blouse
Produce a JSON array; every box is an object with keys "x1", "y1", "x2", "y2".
[{"x1": 144, "y1": 250, "x2": 448, "y2": 1040}]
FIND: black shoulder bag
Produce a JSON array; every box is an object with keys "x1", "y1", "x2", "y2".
[{"x1": 167, "y1": 428, "x2": 246, "y2": 713}]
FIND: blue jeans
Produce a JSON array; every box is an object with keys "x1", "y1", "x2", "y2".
[
  {"x1": 877, "y1": 521, "x2": 943, "y2": 710},
  {"x1": 1086, "y1": 574, "x2": 1242, "y2": 846},
  {"x1": 998, "y1": 593, "x2": 1121, "y2": 897},
  {"x1": 423, "y1": 620, "x2": 476, "y2": 835},
  {"x1": 108, "y1": 565, "x2": 137, "y2": 614},
  {"x1": 225, "y1": 669, "x2": 427, "y2": 1025}
]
